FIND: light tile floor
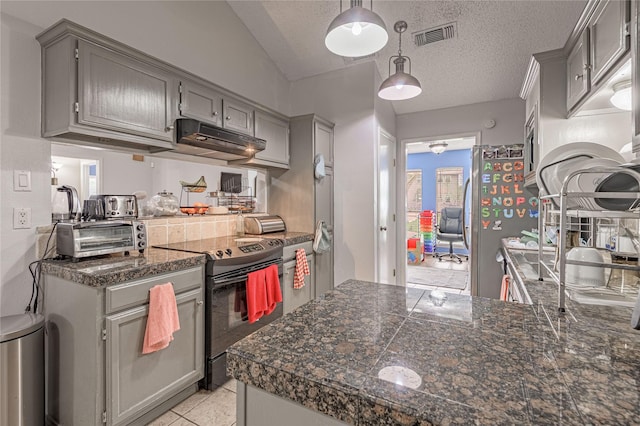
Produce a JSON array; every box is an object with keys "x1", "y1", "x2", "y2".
[
  {"x1": 407, "y1": 255, "x2": 470, "y2": 295},
  {"x1": 147, "y1": 379, "x2": 238, "y2": 426}
]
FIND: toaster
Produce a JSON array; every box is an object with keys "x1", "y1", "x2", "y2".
[{"x1": 91, "y1": 195, "x2": 138, "y2": 219}]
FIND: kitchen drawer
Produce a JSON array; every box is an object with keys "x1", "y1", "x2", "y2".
[
  {"x1": 283, "y1": 241, "x2": 313, "y2": 261},
  {"x1": 105, "y1": 266, "x2": 204, "y2": 314}
]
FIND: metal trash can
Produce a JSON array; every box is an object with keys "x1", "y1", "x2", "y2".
[{"x1": 1, "y1": 313, "x2": 45, "y2": 426}]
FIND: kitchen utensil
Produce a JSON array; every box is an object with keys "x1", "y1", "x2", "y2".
[
  {"x1": 51, "y1": 185, "x2": 81, "y2": 222},
  {"x1": 594, "y1": 163, "x2": 640, "y2": 211},
  {"x1": 565, "y1": 247, "x2": 605, "y2": 288},
  {"x1": 536, "y1": 142, "x2": 624, "y2": 205}
]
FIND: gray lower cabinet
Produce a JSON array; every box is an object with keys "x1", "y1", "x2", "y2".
[
  {"x1": 283, "y1": 254, "x2": 315, "y2": 314},
  {"x1": 44, "y1": 266, "x2": 204, "y2": 426}
]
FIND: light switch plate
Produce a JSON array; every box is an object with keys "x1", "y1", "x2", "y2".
[{"x1": 13, "y1": 170, "x2": 31, "y2": 191}]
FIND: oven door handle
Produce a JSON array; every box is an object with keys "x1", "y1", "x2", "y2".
[{"x1": 211, "y1": 261, "x2": 282, "y2": 286}]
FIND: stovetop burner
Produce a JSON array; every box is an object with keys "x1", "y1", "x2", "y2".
[{"x1": 152, "y1": 236, "x2": 284, "y2": 262}]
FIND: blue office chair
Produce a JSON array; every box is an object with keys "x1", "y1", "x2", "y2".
[{"x1": 435, "y1": 207, "x2": 468, "y2": 263}]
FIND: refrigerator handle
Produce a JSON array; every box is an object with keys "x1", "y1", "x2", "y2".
[{"x1": 462, "y1": 177, "x2": 471, "y2": 250}]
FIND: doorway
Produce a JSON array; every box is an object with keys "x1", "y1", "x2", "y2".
[{"x1": 401, "y1": 135, "x2": 476, "y2": 294}]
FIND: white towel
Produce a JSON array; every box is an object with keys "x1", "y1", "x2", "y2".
[{"x1": 313, "y1": 221, "x2": 331, "y2": 253}]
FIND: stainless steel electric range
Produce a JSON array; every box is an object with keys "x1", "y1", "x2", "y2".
[{"x1": 153, "y1": 236, "x2": 284, "y2": 389}]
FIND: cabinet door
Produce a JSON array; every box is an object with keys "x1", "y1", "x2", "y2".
[
  {"x1": 223, "y1": 98, "x2": 254, "y2": 135},
  {"x1": 315, "y1": 169, "x2": 333, "y2": 296},
  {"x1": 254, "y1": 111, "x2": 289, "y2": 165},
  {"x1": 77, "y1": 40, "x2": 175, "y2": 142},
  {"x1": 282, "y1": 257, "x2": 313, "y2": 315},
  {"x1": 179, "y1": 80, "x2": 223, "y2": 127},
  {"x1": 567, "y1": 31, "x2": 591, "y2": 110},
  {"x1": 589, "y1": 0, "x2": 630, "y2": 84},
  {"x1": 314, "y1": 120, "x2": 334, "y2": 167},
  {"x1": 105, "y1": 288, "x2": 203, "y2": 426}
]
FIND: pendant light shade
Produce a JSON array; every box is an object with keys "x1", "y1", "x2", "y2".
[
  {"x1": 610, "y1": 80, "x2": 632, "y2": 111},
  {"x1": 325, "y1": 1, "x2": 388, "y2": 57},
  {"x1": 429, "y1": 141, "x2": 448, "y2": 154},
  {"x1": 378, "y1": 21, "x2": 422, "y2": 101}
]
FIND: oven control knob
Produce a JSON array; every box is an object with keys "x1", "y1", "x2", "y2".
[
  {"x1": 137, "y1": 233, "x2": 145, "y2": 240},
  {"x1": 136, "y1": 224, "x2": 145, "y2": 231},
  {"x1": 216, "y1": 250, "x2": 224, "y2": 258},
  {"x1": 138, "y1": 241, "x2": 146, "y2": 248},
  {"x1": 225, "y1": 248, "x2": 232, "y2": 256}
]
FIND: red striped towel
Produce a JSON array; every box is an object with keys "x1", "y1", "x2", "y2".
[{"x1": 294, "y1": 249, "x2": 310, "y2": 289}]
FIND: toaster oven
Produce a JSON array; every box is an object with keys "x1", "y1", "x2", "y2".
[{"x1": 56, "y1": 220, "x2": 147, "y2": 260}]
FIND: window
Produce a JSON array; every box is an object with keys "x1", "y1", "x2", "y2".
[{"x1": 435, "y1": 167, "x2": 463, "y2": 222}]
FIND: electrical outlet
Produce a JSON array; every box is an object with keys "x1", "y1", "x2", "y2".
[{"x1": 13, "y1": 208, "x2": 31, "y2": 229}]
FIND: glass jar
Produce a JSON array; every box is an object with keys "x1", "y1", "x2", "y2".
[{"x1": 149, "y1": 190, "x2": 179, "y2": 216}]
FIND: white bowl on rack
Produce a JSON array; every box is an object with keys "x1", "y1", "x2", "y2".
[{"x1": 565, "y1": 247, "x2": 606, "y2": 288}]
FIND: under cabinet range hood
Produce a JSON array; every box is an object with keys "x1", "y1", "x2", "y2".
[{"x1": 174, "y1": 119, "x2": 266, "y2": 161}]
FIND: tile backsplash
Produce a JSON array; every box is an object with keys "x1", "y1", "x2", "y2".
[{"x1": 36, "y1": 215, "x2": 239, "y2": 258}]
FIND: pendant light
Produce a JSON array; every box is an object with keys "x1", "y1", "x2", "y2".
[
  {"x1": 325, "y1": 0, "x2": 388, "y2": 57},
  {"x1": 429, "y1": 141, "x2": 448, "y2": 154},
  {"x1": 610, "y1": 80, "x2": 632, "y2": 111},
  {"x1": 378, "y1": 21, "x2": 422, "y2": 101}
]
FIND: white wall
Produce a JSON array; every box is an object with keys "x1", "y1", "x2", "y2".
[
  {"x1": 290, "y1": 62, "x2": 380, "y2": 285},
  {"x1": 0, "y1": 1, "x2": 291, "y2": 315},
  {"x1": 397, "y1": 98, "x2": 525, "y2": 145}
]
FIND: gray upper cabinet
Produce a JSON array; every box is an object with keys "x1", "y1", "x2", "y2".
[
  {"x1": 254, "y1": 111, "x2": 289, "y2": 165},
  {"x1": 567, "y1": 31, "x2": 591, "y2": 110},
  {"x1": 589, "y1": 0, "x2": 630, "y2": 84},
  {"x1": 77, "y1": 40, "x2": 175, "y2": 143},
  {"x1": 179, "y1": 80, "x2": 223, "y2": 127},
  {"x1": 223, "y1": 98, "x2": 254, "y2": 135},
  {"x1": 314, "y1": 120, "x2": 334, "y2": 168}
]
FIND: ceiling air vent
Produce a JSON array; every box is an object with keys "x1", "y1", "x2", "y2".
[{"x1": 413, "y1": 22, "x2": 457, "y2": 47}]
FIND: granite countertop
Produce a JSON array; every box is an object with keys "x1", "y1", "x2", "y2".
[
  {"x1": 228, "y1": 275, "x2": 640, "y2": 424},
  {"x1": 41, "y1": 248, "x2": 206, "y2": 288},
  {"x1": 247, "y1": 231, "x2": 314, "y2": 246}
]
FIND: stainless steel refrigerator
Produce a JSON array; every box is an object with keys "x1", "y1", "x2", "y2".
[{"x1": 466, "y1": 145, "x2": 539, "y2": 298}]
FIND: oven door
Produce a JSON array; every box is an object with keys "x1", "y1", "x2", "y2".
[{"x1": 207, "y1": 259, "x2": 284, "y2": 359}]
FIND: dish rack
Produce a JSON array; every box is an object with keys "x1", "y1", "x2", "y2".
[{"x1": 537, "y1": 166, "x2": 640, "y2": 312}]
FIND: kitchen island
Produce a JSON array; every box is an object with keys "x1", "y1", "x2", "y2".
[{"x1": 227, "y1": 267, "x2": 640, "y2": 424}]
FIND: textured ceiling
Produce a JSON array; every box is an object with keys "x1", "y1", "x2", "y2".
[{"x1": 228, "y1": 0, "x2": 587, "y2": 115}]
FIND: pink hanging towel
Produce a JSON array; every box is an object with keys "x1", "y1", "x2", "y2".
[
  {"x1": 294, "y1": 249, "x2": 310, "y2": 289},
  {"x1": 246, "y1": 268, "x2": 268, "y2": 324},
  {"x1": 142, "y1": 283, "x2": 180, "y2": 354},
  {"x1": 264, "y1": 264, "x2": 283, "y2": 315}
]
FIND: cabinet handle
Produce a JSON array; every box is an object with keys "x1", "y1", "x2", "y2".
[
  {"x1": 380, "y1": 226, "x2": 387, "y2": 231},
  {"x1": 213, "y1": 111, "x2": 219, "y2": 117},
  {"x1": 165, "y1": 125, "x2": 175, "y2": 131},
  {"x1": 197, "y1": 300, "x2": 204, "y2": 306},
  {"x1": 225, "y1": 116, "x2": 231, "y2": 121},
  {"x1": 574, "y1": 74, "x2": 583, "y2": 81}
]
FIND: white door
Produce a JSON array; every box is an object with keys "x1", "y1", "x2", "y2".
[{"x1": 377, "y1": 128, "x2": 396, "y2": 284}]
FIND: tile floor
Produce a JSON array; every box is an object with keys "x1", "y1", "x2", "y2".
[
  {"x1": 407, "y1": 254, "x2": 470, "y2": 295},
  {"x1": 147, "y1": 379, "x2": 238, "y2": 426}
]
